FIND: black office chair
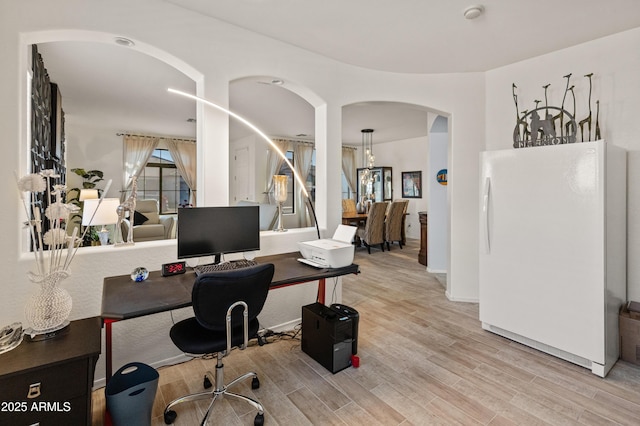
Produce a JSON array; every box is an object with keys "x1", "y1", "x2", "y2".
[{"x1": 163, "y1": 263, "x2": 274, "y2": 426}]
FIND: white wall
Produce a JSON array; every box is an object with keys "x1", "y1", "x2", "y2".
[
  {"x1": 428, "y1": 116, "x2": 449, "y2": 273},
  {"x1": 1, "y1": 0, "x2": 486, "y2": 383},
  {"x1": 66, "y1": 124, "x2": 123, "y2": 197},
  {"x1": 486, "y1": 27, "x2": 640, "y2": 302},
  {"x1": 372, "y1": 136, "x2": 429, "y2": 240}
]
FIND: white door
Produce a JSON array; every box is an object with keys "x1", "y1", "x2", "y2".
[{"x1": 233, "y1": 146, "x2": 250, "y2": 202}]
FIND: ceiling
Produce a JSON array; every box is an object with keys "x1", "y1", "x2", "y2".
[
  {"x1": 168, "y1": 0, "x2": 640, "y2": 73},
  {"x1": 36, "y1": 1, "x2": 640, "y2": 146}
]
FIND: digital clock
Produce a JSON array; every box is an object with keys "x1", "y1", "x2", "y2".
[{"x1": 162, "y1": 261, "x2": 186, "y2": 277}]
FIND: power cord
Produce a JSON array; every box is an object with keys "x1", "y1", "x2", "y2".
[
  {"x1": 254, "y1": 323, "x2": 302, "y2": 347},
  {"x1": 331, "y1": 276, "x2": 339, "y2": 304}
]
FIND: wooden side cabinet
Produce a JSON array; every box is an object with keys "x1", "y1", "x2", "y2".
[
  {"x1": 0, "y1": 317, "x2": 101, "y2": 426},
  {"x1": 419, "y1": 212, "x2": 428, "y2": 266}
]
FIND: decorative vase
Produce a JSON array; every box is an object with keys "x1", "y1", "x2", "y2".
[{"x1": 24, "y1": 269, "x2": 72, "y2": 336}]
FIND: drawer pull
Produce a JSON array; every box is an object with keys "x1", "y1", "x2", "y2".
[{"x1": 27, "y1": 382, "x2": 41, "y2": 399}]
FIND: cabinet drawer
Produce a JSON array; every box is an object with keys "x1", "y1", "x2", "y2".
[
  {"x1": 0, "y1": 394, "x2": 88, "y2": 426},
  {"x1": 0, "y1": 358, "x2": 88, "y2": 401}
]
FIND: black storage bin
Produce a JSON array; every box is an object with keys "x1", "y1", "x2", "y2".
[
  {"x1": 105, "y1": 362, "x2": 159, "y2": 426},
  {"x1": 330, "y1": 303, "x2": 359, "y2": 354}
]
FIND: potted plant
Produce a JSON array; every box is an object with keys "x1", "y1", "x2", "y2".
[{"x1": 66, "y1": 168, "x2": 105, "y2": 244}]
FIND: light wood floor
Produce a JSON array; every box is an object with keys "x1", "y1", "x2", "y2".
[{"x1": 92, "y1": 239, "x2": 640, "y2": 425}]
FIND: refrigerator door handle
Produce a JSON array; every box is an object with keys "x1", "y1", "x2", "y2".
[{"x1": 482, "y1": 177, "x2": 491, "y2": 253}]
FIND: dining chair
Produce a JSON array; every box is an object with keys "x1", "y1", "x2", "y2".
[
  {"x1": 342, "y1": 198, "x2": 356, "y2": 213},
  {"x1": 385, "y1": 199, "x2": 409, "y2": 250},
  {"x1": 356, "y1": 201, "x2": 388, "y2": 253},
  {"x1": 342, "y1": 198, "x2": 359, "y2": 227}
]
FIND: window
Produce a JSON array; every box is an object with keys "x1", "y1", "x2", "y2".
[
  {"x1": 307, "y1": 150, "x2": 316, "y2": 203},
  {"x1": 276, "y1": 149, "x2": 316, "y2": 215},
  {"x1": 277, "y1": 151, "x2": 295, "y2": 214},
  {"x1": 341, "y1": 172, "x2": 352, "y2": 199},
  {"x1": 138, "y1": 149, "x2": 190, "y2": 214}
]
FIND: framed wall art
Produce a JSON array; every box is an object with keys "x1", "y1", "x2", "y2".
[{"x1": 402, "y1": 171, "x2": 422, "y2": 198}]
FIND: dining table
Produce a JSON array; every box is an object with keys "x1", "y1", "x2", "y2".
[
  {"x1": 341, "y1": 210, "x2": 409, "y2": 245},
  {"x1": 341, "y1": 212, "x2": 369, "y2": 226}
]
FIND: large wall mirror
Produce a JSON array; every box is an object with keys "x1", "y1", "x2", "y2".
[
  {"x1": 228, "y1": 77, "x2": 316, "y2": 231},
  {"x1": 31, "y1": 40, "x2": 196, "y2": 245}
]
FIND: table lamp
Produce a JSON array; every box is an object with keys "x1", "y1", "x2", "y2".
[
  {"x1": 79, "y1": 189, "x2": 99, "y2": 201},
  {"x1": 273, "y1": 175, "x2": 288, "y2": 232},
  {"x1": 82, "y1": 198, "x2": 120, "y2": 245}
]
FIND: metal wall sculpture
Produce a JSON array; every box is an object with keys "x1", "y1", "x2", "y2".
[
  {"x1": 30, "y1": 45, "x2": 67, "y2": 234},
  {"x1": 512, "y1": 73, "x2": 601, "y2": 148}
]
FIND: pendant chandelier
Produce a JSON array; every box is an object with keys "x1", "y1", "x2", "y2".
[{"x1": 360, "y1": 128, "x2": 375, "y2": 185}]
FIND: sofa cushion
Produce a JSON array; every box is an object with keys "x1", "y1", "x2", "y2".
[
  {"x1": 133, "y1": 211, "x2": 149, "y2": 226},
  {"x1": 133, "y1": 224, "x2": 166, "y2": 241},
  {"x1": 141, "y1": 212, "x2": 160, "y2": 224}
]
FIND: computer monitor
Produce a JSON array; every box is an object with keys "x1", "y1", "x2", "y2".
[{"x1": 177, "y1": 206, "x2": 260, "y2": 261}]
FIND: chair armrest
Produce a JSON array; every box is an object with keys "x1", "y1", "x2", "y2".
[
  {"x1": 160, "y1": 215, "x2": 175, "y2": 239},
  {"x1": 120, "y1": 219, "x2": 131, "y2": 242}
]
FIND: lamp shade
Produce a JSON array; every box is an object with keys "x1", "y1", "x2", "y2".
[
  {"x1": 82, "y1": 198, "x2": 120, "y2": 226},
  {"x1": 273, "y1": 175, "x2": 288, "y2": 203},
  {"x1": 79, "y1": 189, "x2": 99, "y2": 201}
]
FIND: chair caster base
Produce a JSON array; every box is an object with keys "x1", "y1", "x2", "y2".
[
  {"x1": 204, "y1": 375, "x2": 212, "y2": 389},
  {"x1": 252, "y1": 376, "x2": 260, "y2": 389},
  {"x1": 254, "y1": 413, "x2": 264, "y2": 425},
  {"x1": 164, "y1": 409, "x2": 177, "y2": 424}
]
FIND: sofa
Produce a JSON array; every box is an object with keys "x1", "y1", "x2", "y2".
[{"x1": 120, "y1": 199, "x2": 175, "y2": 242}]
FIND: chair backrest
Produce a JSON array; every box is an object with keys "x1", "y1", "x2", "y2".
[
  {"x1": 342, "y1": 198, "x2": 356, "y2": 213},
  {"x1": 192, "y1": 263, "x2": 274, "y2": 332},
  {"x1": 385, "y1": 200, "x2": 408, "y2": 241},
  {"x1": 363, "y1": 202, "x2": 388, "y2": 245},
  {"x1": 136, "y1": 199, "x2": 159, "y2": 214}
]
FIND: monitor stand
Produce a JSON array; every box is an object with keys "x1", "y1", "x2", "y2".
[{"x1": 198, "y1": 253, "x2": 222, "y2": 265}]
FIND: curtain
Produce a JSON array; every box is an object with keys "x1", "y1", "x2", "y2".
[
  {"x1": 122, "y1": 135, "x2": 159, "y2": 201},
  {"x1": 294, "y1": 142, "x2": 314, "y2": 227},
  {"x1": 164, "y1": 138, "x2": 197, "y2": 206},
  {"x1": 265, "y1": 139, "x2": 289, "y2": 203},
  {"x1": 342, "y1": 146, "x2": 357, "y2": 198}
]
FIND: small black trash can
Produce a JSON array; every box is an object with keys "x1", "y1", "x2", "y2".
[{"x1": 105, "y1": 362, "x2": 159, "y2": 426}]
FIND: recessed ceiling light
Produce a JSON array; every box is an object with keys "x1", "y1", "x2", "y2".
[
  {"x1": 114, "y1": 37, "x2": 135, "y2": 47},
  {"x1": 463, "y1": 5, "x2": 484, "y2": 20}
]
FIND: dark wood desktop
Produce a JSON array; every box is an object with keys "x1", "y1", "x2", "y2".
[{"x1": 101, "y1": 251, "x2": 359, "y2": 381}]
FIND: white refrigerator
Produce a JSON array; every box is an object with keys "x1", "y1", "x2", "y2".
[{"x1": 479, "y1": 140, "x2": 626, "y2": 377}]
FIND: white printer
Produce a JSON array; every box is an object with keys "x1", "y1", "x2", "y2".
[{"x1": 297, "y1": 225, "x2": 357, "y2": 268}]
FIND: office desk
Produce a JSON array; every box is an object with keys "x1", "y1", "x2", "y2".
[{"x1": 101, "y1": 251, "x2": 359, "y2": 380}]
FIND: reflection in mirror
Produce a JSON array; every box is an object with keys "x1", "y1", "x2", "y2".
[
  {"x1": 32, "y1": 40, "x2": 196, "y2": 244},
  {"x1": 229, "y1": 77, "x2": 315, "y2": 231}
]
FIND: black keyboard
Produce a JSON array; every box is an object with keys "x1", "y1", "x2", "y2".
[{"x1": 193, "y1": 259, "x2": 258, "y2": 276}]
